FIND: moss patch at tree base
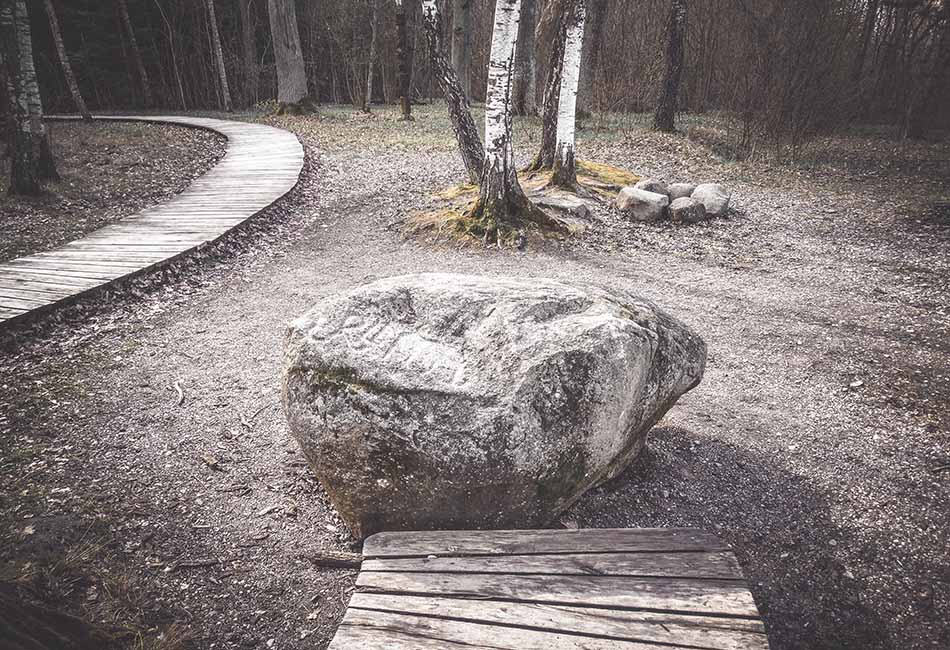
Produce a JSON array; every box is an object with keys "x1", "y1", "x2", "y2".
[{"x1": 411, "y1": 160, "x2": 639, "y2": 248}]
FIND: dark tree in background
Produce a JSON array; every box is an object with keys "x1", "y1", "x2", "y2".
[
  {"x1": 43, "y1": 0, "x2": 90, "y2": 121},
  {"x1": 116, "y1": 0, "x2": 152, "y2": 107},
  {"x1": 268, "y1": 0, "x2": 308, "y2": 112},
  {"x1": 511, "y1": 0, "x2": 537, "y2": 116},
  {"x1": 395, "y1": 0, "x2": 415, "y2": 121},
  {"x1": 451, "y1": 0, "x2": 474, "y2": 99},
  {"x1": 421, "y1": 0, "x2": 483, "y2": 183},
  {"x1": 205, "y1": 0, "x2": 232, "y2": 112},
  {"x1": 653, "y1": 0, "x2": 687, "y2": 133}
]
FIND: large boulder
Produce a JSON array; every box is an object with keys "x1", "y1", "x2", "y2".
[
  {"x1": 282, "y1": 274, "x2": 706, "y2": 538},
  {"x1": 669, "y1": 197, "x2": 707, "y2": 224},
  {"x1": 692, "y1": 183, "x2": 732, "y2": 217},
  {"x1": 615, "y1": 187, "x2": 669, "y2": 222},
  {"x1": 668, "y1": 182, "x2": 697, "y2": 201}
]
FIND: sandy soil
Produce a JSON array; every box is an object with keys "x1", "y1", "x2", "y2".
[
  {"x1": 0, "y1": 120, "x2": 226, "y2": 263},
  {"x1": 0, "y1": 105, "x2": 947, "y2": 650}
]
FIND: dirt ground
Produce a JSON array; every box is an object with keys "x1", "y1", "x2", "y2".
[
  {"x1": 0, "y1": 120, "x2": 226, "y2": 263},
  {"x1": 0, "y1": 105, "x2": 947, "y2": 650}
]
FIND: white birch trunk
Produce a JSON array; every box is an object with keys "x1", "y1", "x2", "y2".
[
  {"x1": 552, "y1": 1, "x2": 585, "y2": 187},
  {"x1": 474, "y1": 0, "x2": 544, "y2": 236},
  {"x1": 13, "y1": 0, "x2": 57, "y2": 180},
  {"x1": 1, "y1": 0, "x2": 40, "y2": 193}
]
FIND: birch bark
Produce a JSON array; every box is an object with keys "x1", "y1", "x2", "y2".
[
  {"x1": 43, "y1": 0, "x2": 91, "y2": 121},
  {"x1": 420, "y1": 0, "x2": 483, "y2": 182},
  {"x1": 268, "y1": 0, "x2": 308, "y2": 112},
  {"x1": 1, "y1": 0, "x2": 40, "y2": 194},
  {"x1": 471, "y1": 0, "x2": 540, "y2": 236},
  {"x1": 529, "y1": 0, "x2": 568, "y2": 170},
  {"x1": 552, "y1": 0, "x2": 585, "y2": 187},
  {"x1": 14, "y1": 0, "x2": 57, "y2": 180}
]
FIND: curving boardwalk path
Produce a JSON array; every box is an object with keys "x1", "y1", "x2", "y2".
[{"x1": 0, "y1": 115, "x2": 303, "y2": 329}]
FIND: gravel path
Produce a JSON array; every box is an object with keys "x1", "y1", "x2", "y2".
[{"x1": 1, "y1": 106, "x2": 947, "y2": 650}]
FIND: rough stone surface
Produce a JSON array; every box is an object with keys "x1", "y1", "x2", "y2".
[
  {"x1": 281, "y1": 274, "x2": 706, "y2": 538},
  {"x1": 669, "y1": 197, "x2": 708, "y2": 224},
  {"x1": 692, "y1": 183, "x2": 732, "y2": 217},
  {"x1": 668, "y1": 182, "x2": 697, "y2": 201},
  {"x1": 634, "y1": 178, "x2": 669, "y2": 196},
  {"x1": 615, "y1": 187, "x2": 670, "y2": 222}
]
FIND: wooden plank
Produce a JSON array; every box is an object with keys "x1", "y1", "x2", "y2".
[
  {"x1": 0, "y1": 269, "x2": 105, "y2": 287},
  {"x1": 0, "y1": 307, "x2": 27, "y2": 320},
  {"x1": 355, "y1": 572, "x2": 760, "y2": 618},
  {"x1": 347, "y1": 593, "x2": 769, "y2": 650},
  {"x1": 362, "y1": 551, "x2": 743, "y2": 580},
  {"x1": 0, "y1": 295, "x2": 49, "y2": 310},
  {"x1": 0, "y1": 284, "x2": 76, "y2": 301},
  {"x1": 330, "y1": 608, "x2": 664, "y2": 650},
  {"x1": 363, "y1": 528, "x2": 729, "y2": 558}
]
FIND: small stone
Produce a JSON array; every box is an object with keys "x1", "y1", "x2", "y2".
[
  {"x1": 691, "y1": 183, "x2": 732, "y2": 217},
  {"x1": 634, "y1": 178, "x2": 669, "y2": 196},
  {"x1": 615, "y1": 187, "x2": 669, "y2": 222},
  {"x1": 669, "y1": 197, "x2": 707, "y2": 224},
  {"x1": 668, "y1": 183, "x2": 697, "y2": 200}
]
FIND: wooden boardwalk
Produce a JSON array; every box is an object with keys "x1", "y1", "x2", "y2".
[
  {"x1": 0, "y1": 115, "x2": 303, "y2": 329},
  {"x1": 331, "y1": 528, "x2": 770, "y2": 649}
]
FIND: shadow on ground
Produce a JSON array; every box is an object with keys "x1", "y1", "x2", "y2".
[{"x1": 570, "y1": 425, "x2": 895, "y2": 650}]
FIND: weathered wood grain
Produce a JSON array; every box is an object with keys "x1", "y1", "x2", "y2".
[
  {"x1": 363, "y1": 528, "x2": 729, "y2": 558},
  {"x1": 0, "y1": 115, "x2": 303, "y2": 329},
  {"x1": 347, "y1": 593, "x2": 769, "y2": 650}
]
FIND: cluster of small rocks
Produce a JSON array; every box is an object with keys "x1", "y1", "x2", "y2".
[{"x1": 614, "y1": 179, "x2": 732, "y2": 224}]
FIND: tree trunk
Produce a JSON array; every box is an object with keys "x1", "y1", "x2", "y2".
[
  {"x1": 576, "y1": 0, "x2": 606, "y2": 116},
  {"x1": 472, "y1": 0, "x2": 539, "y2": 237},
  {"x1": 363, "y1": 0, "x2": 380, "y2": 112},
  {"x1": 529, "y1": 1, "x2": 568, "y2": 170},
  {"x1": 395, "y1": 0, "x2": 414, "y2": 121},
  {"x1": 116, "y1": 0, "x2": 152, "y2": 107},
  {"x1": 238, "y1": 0, "x2": 259, "y2": 107},
  {"x1": 205, "y1": 0, "x2": 232, "y2": 112},
  {"x1": 13, "y1": 0, "x2": 56, "y2": 181},
  {"x1": 552, "y1": 0, "x2": 585, "y2": 188},
  {"x1": 853, "y1": 0, "x2": 880, "y2": 82},
  {"x1": 512, "y1": 0, "x2": 537, "y2": 115},
  {"x1": 420, "y1": 0, "x2": 483, "y2": 183},
  {"x1": 653, "y1": 0, "x2": 687, "y2": 132},
  {"x1": 153, "y1": 0, "x2": 186, "y2": 110},
  {"x1": 43, "y1": 0, "x2": 91, "y2": 121},
  {"x1": 450, "y1": 0, "x2": 473, "y2": 99},
  {"x1": 1, "y1": 0, "x2": 40, "y2": 194},
  {"x1": 267, "y1": 0, "x2": 308, "y2": 111}
]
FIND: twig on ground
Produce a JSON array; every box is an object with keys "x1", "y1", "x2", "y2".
[
  {"x1": 165, "y1": 558, "x2": 219, "y2": 572},
  {"x1": 173, "y1": 380, "x2": 185, "y2": 406},
  {"x1": 304, "y1": 550, "x2": 363, "y2": 570}
]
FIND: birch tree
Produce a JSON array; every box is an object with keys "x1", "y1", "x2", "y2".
[
  {"x1": 420, "y1": 0, "x2": 483, "y2": 183},
  {"x1": 551, "y1": 0, "x2": 585, "y2": 188},
  {"x1": 116, "y1": 0, "x2": 152, "y2": 107},
  {"x1": 205, "y1": 0, "x2": 232, "y2": 112},
  {"x1": 450, "y1": 0, "x2": 473, "y2": 98},
  {"x1": 268, "y1": 0, "x2": 308, "y2": 112},
  {"x1": 469, "y1": 0, "x2": 556, "y2": 240},
  {"x1": 528, "y1": 0, "x2": 569, "y2": 171},
  {"x1": 653, "y1": 0, "x2": 687, "y2": 132},
  {"x1": 43, "y1": 0, "x2": 91, "y2": 121},
  {"x1": 1, "y1": 0, "x2": 40, "y2": 194},
  {"x1": 13, "y1": 0, "x2": 57, "y2": 181},
  {"x1": 395, "y1": 0, "x2": 414, "y2": 121}
]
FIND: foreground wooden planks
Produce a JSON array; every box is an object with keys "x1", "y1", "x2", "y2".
[
  {"x1": 329, "y1": 528, "x2": 770, "y2": 650},
  {"x1": 0, "y1": 115, "x2": 303, "y2": 330}
]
